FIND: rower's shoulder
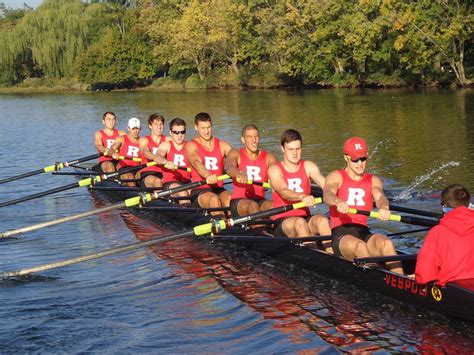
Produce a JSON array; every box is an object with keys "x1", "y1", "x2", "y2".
[
  {"x1": 325, "y1": 169, "x2": 343, "y2": 182},
  {"x1": 118, "y1": 130, "x2": 126, "y2": 135},
  {"x1": 265, "y1": 150, "x2": 278, "y2": 165},
  {"x1": 268, "y1": 162, "x2": 282, "y2": 175}
]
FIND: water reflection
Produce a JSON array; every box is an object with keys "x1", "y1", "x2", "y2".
[{"x1": 105, "y1": 191, "x2": 474, "y2": 352}]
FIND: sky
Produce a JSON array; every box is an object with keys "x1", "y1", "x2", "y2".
[{"x1": 3, "y1": 0, "x2": 42, "y2": 8}]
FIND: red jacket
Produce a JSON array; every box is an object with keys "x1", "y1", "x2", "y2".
[{"x1": 415, "y1": 206, "x2": 474, "y2": 286}]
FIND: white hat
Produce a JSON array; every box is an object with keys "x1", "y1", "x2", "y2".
[{"x1": 128, "y1": 117, "x2": 141, "y2": 129}]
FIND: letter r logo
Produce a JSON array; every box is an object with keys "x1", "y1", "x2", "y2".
[
  {"x1": 347, "y1": 187, "x2": 365, "y2": 206},
  {"x1": 287, "y1": 178, "x2": 303, "y2": 192},
  {"x1": 246, "y1": 166, "x2": 262, "y2": 181},
  {"x1": 204, "y1": 157, "x2": 218, "y2": 170},
  {"x1": 127, "y1": 146, "x2": 140, "y2": 157},
  {"x1": 355, "y1": 143, "x2": 362, "y2": 150},
  {"x1": 174, "y1": 154, "x2": 185, "y2": 166}
]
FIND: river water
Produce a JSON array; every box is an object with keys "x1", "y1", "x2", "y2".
[{"x1": 0, "y1": 89, "x2": 473, "y2": 352}]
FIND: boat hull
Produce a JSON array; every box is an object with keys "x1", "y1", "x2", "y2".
[{"x1": 86, "y1": 175, "x2": 474, "y2": 322}]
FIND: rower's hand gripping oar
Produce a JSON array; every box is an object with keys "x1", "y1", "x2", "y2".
[
  {"x1": 0, "y1": 153, "x2": 103, "y2": 185},
  {"x1": 0, "y1": 198, "x2": 321, "y2": 278},
  {"x1": 348, "y1": 208, "x2": 439, "y2": 227},
  {"x1": 0, "y1": 161, "x2": 154, "y2": 209},
  {"x1": 0, "y1": 174, "x2": 230, "y2": 238}
]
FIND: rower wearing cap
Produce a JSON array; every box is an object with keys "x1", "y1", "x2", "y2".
[
  {"x1": 155, "y1": 118, "x2": 191, "y2": 203},
  {"x1": 268, "y1": 129, "x2": 331, "y2": 249},
  {"x1": 323, "y1": 137, "x2": 403, "y2": 273},
  {"x1": 110, "y1": 117, "x2": 143, "y2": 187},
  {"x1": 94, "y1": 111, "x2": 125, "y2": 173},
  {"x1": 225, "y1": 124, "x2": 277, "y2": 217},
  {"x1": 138, "y1": 113, "x2": 169, "y2": 188},
  {"x1": 185, "y1": 112, "x2": 232, "y2": 218}
]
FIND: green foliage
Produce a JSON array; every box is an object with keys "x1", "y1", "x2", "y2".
[
  {"x1": 0, "y1": 0, "x2": 472, "y2": 88},
  {"x1": 75, "y1": 30, "x2": 159, "y2": 88}
]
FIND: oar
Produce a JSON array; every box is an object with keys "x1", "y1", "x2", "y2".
[
  {"x1": 0, "y1": 199, "x2": 320, "y2": 278},
  {"x1": 213, "y1": 229, "x2": 426, "y2": 245},
  {"x1": 245, "y1": 180, "x2": 271, "y2": 188},
  {"x1": 0, "y1": 174, "x2": 230, "y2": 238},
  {"x1": 348, "y1": 208, "x2": 439, "y2": 227},
  {"x1": 0, "y1": 162, "x2": 153, "y2": 209},
  {"x1": 354, "y1": 254, "x2": 418, "y2": 266},
  {"x1": 52, "y1": 171, "x2": 99, "y2": 176},
  {"x1": 310, "y1": 183, "x2": 443, "y2": 219},
  {"x1": 387, "y1": 205, "x2": 442, "y2": 219},
  {"x1": 0, "y1": 153, "x2": 102, "y2": 185}
]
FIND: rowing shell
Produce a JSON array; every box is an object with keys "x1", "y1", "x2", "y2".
[{"x1": 86, "y1": 173, "x2": 474, "y2": 323}]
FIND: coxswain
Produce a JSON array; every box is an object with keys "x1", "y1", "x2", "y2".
[
  {"x1": 138, "y1": 113, "x2": 169, "y2": 189},
  {"x1": 225, "y1": 124, "x2": 277, "y2": 217},
  {"x1": 110, "y1": 117, "x2": 142, "y2": 187},
  {"x1": 185, "y1": 112, "x2": 232, "y2": 218},
  {"x1": 155, "y1": 117, "x2": 191, "y2": 203},
  {"x1": 415, "y1": 184, "x2": 474, "y2": 285},
  {"x1": 323, "y1": 137, "x2": 403, "y2": 273},
  {"x1": 268, "y1": 129, "x2": 331, "y2": 250},
  {"x1": 94, "y1": 111, "x2": 125, "y2": 173}
]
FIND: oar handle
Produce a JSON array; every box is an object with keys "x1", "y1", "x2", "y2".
[
  {"x1": 246, "y1": 180, "x2": 271, "y2": 188},
  {"x1": 348, "y1": 208, "x2": 439, "y2": 227},
  {"x1": 117, "y1": 156, "x2": 142, "y2": 162}
]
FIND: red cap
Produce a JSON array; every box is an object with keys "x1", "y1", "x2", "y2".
[{"x1": 343, "y1": 137, "x2": 368, "y2": 160}]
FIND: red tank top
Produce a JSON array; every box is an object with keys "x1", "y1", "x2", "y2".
[
  {"x1": 271, "y1": 161, "x2": 310, "y2": 220},
  {"x1": 329, "y1": 169, "x2": 373, "y2": 228},
  {"x1": 117, "y1": 135, "x2": 142, "y2": 168},
  {"x1": 190, "y1": 138, "x2": 224, "y2": 189},
  {"x1": 231, "y1": 149, "x2": 268, "y2": 199},
  {"x1": 98, "y1": 129, "x2": 120, "y2": 163},
  {"x1": 162, "y1": 141, "x2": 191, "y2": 182},
  {"x1": 141, "y1": 135, "x2": 167, "y2": 173}
]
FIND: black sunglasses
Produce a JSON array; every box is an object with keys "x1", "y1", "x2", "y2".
[
  {"x1": 351, "y1": 157, "x2": 367, "y2": 163},
  {"x1": 171, "y1": 129, "x2": 186, "y2": 135}
]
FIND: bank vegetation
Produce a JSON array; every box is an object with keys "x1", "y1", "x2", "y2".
[{"x1": 0, "y1": 0, "x2": 472, "y2": 91}]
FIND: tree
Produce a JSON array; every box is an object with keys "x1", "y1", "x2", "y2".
[
  {"x1": 0, "y1": 0, "x2": 105, "y2": 78},
  {"x1": 392, "y1": 0, "x2": 473, "y2": 86}
]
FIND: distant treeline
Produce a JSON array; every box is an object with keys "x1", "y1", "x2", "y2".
[{"x1": 0, "y1": 0, "x2": 472, "y2": 90}]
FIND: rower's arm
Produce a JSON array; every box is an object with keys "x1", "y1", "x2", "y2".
[
  {"x1": 225, "y1": 149, "x2": 245, "y2": 181},
  {"x1": 220, "y1": 140, "x2": 233, "y2": 158},
  {"x1": 306, "y1": 161, "x2": 326, "y2": 188},
  {"x1": 323, "y1": 171, "x2": 343, "y2": 206},
  {"x1": 109, "y1": 136, "x2": 124, "y2": 159},
  {"x1": 372, "y1": 176, "x2": 389, "y2": 209},
  {"x1": 139, "y1": 137, "x2": 154, "y2": 161},
  {"x1": 268, "y1": 165, "x2": 303, "y2": 201},
  {"x1": 154, "y1": 141, "x2": 171, "y2": 166},
  {"x1": 94, "y1": 131, "x2": 107, "y2": 154},
  {"x1": 185, "y1": 141, "x2": 210, "y2": 178}
]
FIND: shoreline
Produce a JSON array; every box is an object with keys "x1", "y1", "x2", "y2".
[{"x1": 0, "y1": 80, "x2": 471, "y2": 94}]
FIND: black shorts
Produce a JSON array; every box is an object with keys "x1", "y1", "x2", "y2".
[
  {"x1": 139, "y1": 171, "x2": 163, "y2": 187},
  {"x1": 331, "y1": 223, "x2": 373, "y2": 257},
  {"x1": 273, "y1": 216, "x2": 312, "y2": 238},
  {"x1": 162, "y1": 180, "x2": 189, "y2": 190},
  {"x1": 190, "y1": 187, "x2": 228, "y2": 208},
  {"x1": 229, "y1": 198, "x2": 266, "y2": 218}
]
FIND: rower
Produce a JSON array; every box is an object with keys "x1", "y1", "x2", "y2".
[
  {"x1": 138, "y1": 113, "x2": 169, "y2": 189},
  {"x1": 185, "y1": 112, "x2": 232, "y2": 218},
  {"x1": 268, "y1": 129, "x2": 331, "y2": 249},
  {"x1": 323, "y1": 137, "x2": 403, "y2": 273},
  {"x1": 155, "y1": 118, "x2": 192, "y2": 203},
  {"x1": 225, "y1": 124, "x2": 277, "y2": 217},
  {"x1": 415, "y1": 184, "x2": 474, "y2": 285},
  {"x1": 94, "y1": 111, "x2": 125, "y2": 173},
  {"x1": 110, "y1": 117, "x2": 143, "y2": 187}
]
